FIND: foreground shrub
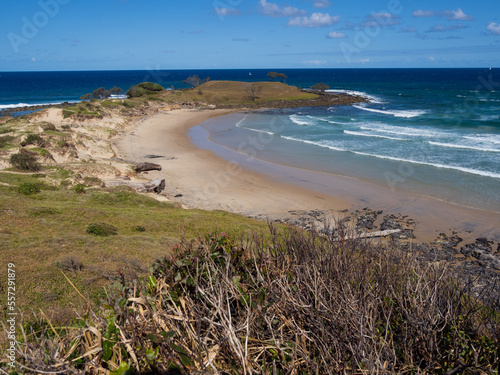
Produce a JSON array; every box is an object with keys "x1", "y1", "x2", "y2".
[
  {"x1": 56, "y1": 255, "x2": 83, "y2": 273},
  {"x1": 10, "y1": 153, "x2": 40, "y2": 171},
  {"x1": 9, "y1": 227, "x2": 500, "y2": 374},
  {"x1": 17, "y1": 182, "x2": 40, "y2": 195},
  {"x1": 86, "y1": 222, "x2": 118, "y2": 236}
]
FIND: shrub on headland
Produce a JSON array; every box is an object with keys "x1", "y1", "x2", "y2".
[
  {"x1": 9, "y1": 227, "x2": 499, "y2": 374},
  {"x1": 126, "y1": 82, "x2": 164, "y2": 97},
  {"x1": 17, "y1": 182, "x2": 41, "y2": 195},
  {"x1": 20, "y1": 133, "x2": 43, "y2": 147},
  {"x1": 138, "y1": 82, "x2": 164, "y2": 91},
  {"x1": 10, "y1": 153, "x2": 40, "y2": 171},
  {"x1": 86, "y1": 222, "x2": 118, "y2": 236}
]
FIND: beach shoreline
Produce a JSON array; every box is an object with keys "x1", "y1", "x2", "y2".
[{"x1": 115, "y1": 108, "x2": 499, "y2": 244}]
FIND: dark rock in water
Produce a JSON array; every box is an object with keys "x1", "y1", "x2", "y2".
[
  {"x1": 461, "y1": 238, "x2": 494, "y2": 257},
  {"x1": 352, "y1": 208, "x2": 382, "y2": 230},
  {"x1": 476, "y1": 237, "x2": 494, "y2": 248},
  {"x1": 134, "y1": 162, "x2": 162, "y2": 173},
  {"x1": 432, "y1": 232, "x2": 463, "y2": 253}
]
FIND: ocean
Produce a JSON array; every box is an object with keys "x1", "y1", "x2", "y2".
[{"x1": 1, "y1": 68, "x2": 499, "y2": 212}]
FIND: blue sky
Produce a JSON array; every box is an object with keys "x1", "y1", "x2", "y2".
[{"x1": 1, "y1": 0, "x2": 499, "y2": 71}]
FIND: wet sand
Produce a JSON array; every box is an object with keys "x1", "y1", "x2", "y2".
[{"x1": 117, "y1": 109, "x2": 500, "y2": 244}]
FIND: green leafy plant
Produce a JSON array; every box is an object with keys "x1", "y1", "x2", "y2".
[
  {"x1": 17, "y1": 182, "x2": 41, "y2": 195},
  {"x1": 74, "y1": 184, "x2": 85, "y2": 194},
  {"x1": 86, "y1": 222, "x2": 118, "y2": 236}
]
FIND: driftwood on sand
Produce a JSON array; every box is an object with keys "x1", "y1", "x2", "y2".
[{"x1": 134, "y1": 162, "x2": 162, "y2": 173}]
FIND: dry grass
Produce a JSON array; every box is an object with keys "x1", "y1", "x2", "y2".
[
  {"x1": 159, "y1": 81, "x2": 318, "y2": 106},
  {"x1": 4, "y1": 226, "x2": 499, "y2": 374}
]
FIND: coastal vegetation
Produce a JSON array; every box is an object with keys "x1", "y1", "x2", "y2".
[
  {"x1": 81, "y1": 86, "x2": 124, "y2": 101},
  {"x1": 267, "y1": 71, "x2": 288, "y2": 82},
  {"x1": 0, "y1": 83, "x2": 498, "y2": 374},
  {"x1": 182, "y1": 75, "x2": 211, "y2": 88},
  {"x1": 126, "y1": 82, "x2": 164, "y2": 98},
  {"x1": 3, "y1": 228, "x2": 499, "y2": 374},
  {"x1": 311, "y1": 82, "x2": 330, "y2": 92}
]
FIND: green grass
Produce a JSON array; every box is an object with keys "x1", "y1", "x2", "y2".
[
  {"x1": 30, "y1": 147, "x2": 51, "y2": 157},
  {"x1": 43, "y1": 130, "x2": 67, "y2": 138},
  {"x1": 62, "y1": 105, "x2": 102, "y2": 119},
  {"x1": 0, "y1": 180, "x2": 271, "y2": 322}
]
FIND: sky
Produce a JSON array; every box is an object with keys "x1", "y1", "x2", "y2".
[{"x1": 1, "y1": 0, "x2": 499, "y2": 71}]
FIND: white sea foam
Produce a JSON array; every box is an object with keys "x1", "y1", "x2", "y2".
[
  {"x1": 344, "y1": 130, "x2": 406, "y2": 141},
  {"x1": 325, "y1": 89, "x2": 384, "y2": 104},
  {"x1": 289, "y1": 114, "x2": 315, "y2": 126},
  {"x1": 359, "y1": 123, "x2": 438, "y2": 137},
  {"x1": 478, "y1": 115, "x2": 500, "y2": 121},
  {"x1": 235, "y1": 114, "x2": 248, "y2": 128},
  {"x1": 243, "y1": 127, "x2": 275, "y2": 136},
  {"x1": 479, "y1": 98, "x2": 500, "y2": 102},
  {"x1": 351, "y1": 151, "x2": 500, "y2": 179},
  {"x1": 281, "y1": 136, "x2": 346, "y2": 151},
  {"x1": 429, "y1": 141, "x2": 500, "y2": 153},
  {"x1": 353, "y1": 104, "x2": 427, "y2": 118},
  {"x1": 315, "y1": 117, "x2": 348, "y2": 125},
  {"x1": 464, "y1": 136, "x2": 500, "y2": 145},
  {"x1": 0, "y1": 101, "x2": 80, "y2": 110}
]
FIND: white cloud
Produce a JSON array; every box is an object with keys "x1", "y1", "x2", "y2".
[
  {"x1": 325, "y1": 31, "x2": 346, "y2": 39},
  {"x1": 258, "y1": 0, "x2": 306, "y2": 17},
  {"x1": 413, "y1": 10, "x2": 435, "y2": 17},
  {"x1": 288, "y1": 12, "x2": 339, "y2": 27},
  {"x1": 311, "y1": 0, "x2": 331, "y2": 9},
  {"x1": 215, "y1": 7, "x2": 241, "y2": 16},
  {"x1": 487, "y1": 22, "x2": 500, "y2": 35},
  {"x1": 447, "y1": 8, "x2": 473, "y2": 21},
  {"x1": 302, "y1": 60, "x2": 327, "y2": 65}
]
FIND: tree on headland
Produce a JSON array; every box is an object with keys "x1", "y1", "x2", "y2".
[
  {"x1": 109, "y1": 86, "x2": 124, "y2": 95},
  {"x1": 267, "y1": 72, "x2": 288, "y2": 83},
  {"x1": 245, "y1": 83, "x2": 262, "y2": 102},
  {"x1": 80, "y1": 93, "x2": 92, "y2": 101},
  {"x1": 267, "y1": 72, "x2": 279, "y2": 82},
  {"x1": 80, "y1": 86, "x2": 124, "y2": 101},
  {"x1": 311, "y1": 83, "x2": 330, "y2": 93},
  {"x1": 183, "y1": 75, "x2": 210, "y2": 88},
  {"x1": 92, "y1": 87, "x2": 109, "y2": 100}
]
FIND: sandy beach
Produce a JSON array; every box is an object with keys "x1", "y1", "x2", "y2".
[{"x1": 115, "y1": 108, "x2": 500, "y2": 244}]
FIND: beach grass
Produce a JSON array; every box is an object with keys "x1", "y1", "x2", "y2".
[{"x1": 0, "y1": 175, "x2": 272, "y2": 322}]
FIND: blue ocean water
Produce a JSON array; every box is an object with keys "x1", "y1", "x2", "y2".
[{"x1": 1, "y1": 68, "x2": 499, "y2": 211}]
